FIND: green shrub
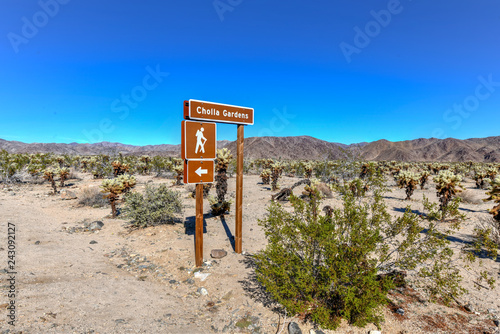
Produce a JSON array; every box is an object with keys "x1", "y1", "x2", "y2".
[
  {"x1": 255, "y1": 184, "x2": 482, "y2": 330},
  {"x1": 123, "y1": 184, "x2": 182, "y2": 228},
  {"x1": 255, "y1": 188, "x2": 391, "y2": 329}
]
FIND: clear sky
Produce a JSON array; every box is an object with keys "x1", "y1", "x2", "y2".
[{"x1": 1, "y1": 0, "x2": 499, "y2": 146}]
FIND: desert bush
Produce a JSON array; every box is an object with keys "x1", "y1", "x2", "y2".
[
  {"x1": 456, "y1": 190, "x2": 483, "y2": 205},
  {"x1": 100, "y1": 175, "x2": 136, "y2": 218},
  {"x1": 472, "y1": 217, "x2": 499, "y2": 260},
  {"x1": 123, "y1": 184, "x2": 182, "y2": 228},
  {"x1": 78, "y1": 186, "x2": 108, "y2": 207},
  {"x1": 255, "y1": 185, "x2": 476, "y2": 330},
  {"x1": 316, "y1": 182, "x2": 333, "y2": 198}
]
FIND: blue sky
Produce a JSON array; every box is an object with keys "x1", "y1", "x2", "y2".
[{"x1": 1, "y1": 0, "x2": 499, "y2": 146}]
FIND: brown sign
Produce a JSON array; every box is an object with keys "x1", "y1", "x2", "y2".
[
  {"x1": 181, "y1": 120, "x2": 217, "y2": 160},
  {"x1": 184, "y1": 160, "x2": 215, "y2": 184},
  {"x1": 184, "y1": 99, "x2": 254, "y2": 125}
]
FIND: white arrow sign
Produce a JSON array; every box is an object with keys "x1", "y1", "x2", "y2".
[{"x1": 195, "y1": 166, "x2": 208, "y2": 177}]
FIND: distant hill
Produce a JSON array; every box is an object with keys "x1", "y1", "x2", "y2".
[{"x1": 0, "y1": 136, "x2": 499, "y2": 162}]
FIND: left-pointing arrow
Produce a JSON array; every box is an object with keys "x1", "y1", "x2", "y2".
[{"x1": 195, "y1": 166, "x2": 208, "y2": 177}]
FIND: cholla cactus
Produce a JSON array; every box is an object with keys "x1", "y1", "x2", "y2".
[
  {"x1": 58, "y1": 167, "x2": 70, "y2": 187},
  {"x1": 101, "y1": 175, "x2": 136, "y2": 218},
  {"x1": 483, "y1": 176, "x2": 500, "y2": 221},
  {"x1": 43, "y1": 168, "x2": 58, "y2": 194},
  {"x1": 390, "y1": 166, "x2": 401, "y2": 180},
  {"x1": 216, "y1": 148, "x2": 232, "y2": 171},
  {"x1": 419, "y1": 171, "x2": 430, "y2": 190},
  {"x1": 486, "y1": 167, "x2": 498, "y2": 180},
  {"x1": 430, "y1": 163, "x2": 446, "y2": 175},
  {"x1": 173, "y1": 165, "x2": 183, "y2": 186},
  {"x1": 215, "y1": 148, "x2": 233, "y2": 203},
  {"x1": 474, "y1": 170, "x2": 487, "y2": 189},
  {"x1": 270, "y1": 161, "x2": 284, "y2": 191},
  {"x1": 303, "y1": 161, "x2": 314, "y2": 179},
  {"x1": 27, "y1": 163, "x2": 43, "y2": 176},
  {"x1": 359, "y1": 162, "x2": 376, "y2": 179},
  {"x1": 138, "y1": 155, "x2": 151, "y2": 174},
  {"x1": 260, "y1": 169, "x2": 271, "y2": 185},
  {"x1": 347, "y1": 177, "x2": 368, "y2": 197},
  {"x1": 396, "y1": 171, "x2": 420, "y2": 200},
  {"x1": 54, "y1": 155, "x2": 65, "y2": 168},
  {"x1": 81, "y1": 159, "x2": 89, "y2": 171},
  {"x1": 2, "y1": 161, "x2": 19, "y2": 178},
  {"x1": 433, "y1": 170, "x2": 464, "y2": 218},
  {"x1": 112, "y1": 160, "x2": 130, "y2": 177}
]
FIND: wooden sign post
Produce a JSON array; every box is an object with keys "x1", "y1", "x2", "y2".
[
  {"x1": 182, "y1": 99, "x2": 253, "y2": 266},
  {"x1": 181, "y1": 120, "x2": 216, "y2": 267},
  {"x1": 235, "y1": 124, "x2": 244, "y2": 253},
  {"x1": 195, "y1": 183, "x2": 204, "y2": 267}
]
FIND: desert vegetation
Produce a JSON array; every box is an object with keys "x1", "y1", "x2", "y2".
[{"x1": 0, "y1": 150, "x2": 499, "y2": 331}]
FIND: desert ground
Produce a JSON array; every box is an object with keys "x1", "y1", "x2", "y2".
[{"x1": 0, "y1": 172, "x2": 499, "y2": 334}]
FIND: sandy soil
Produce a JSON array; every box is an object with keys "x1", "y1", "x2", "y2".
[{"x1": 0, "y1": 173, "x2": 499, "y2": 334}]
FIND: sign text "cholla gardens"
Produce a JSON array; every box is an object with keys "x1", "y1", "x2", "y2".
[{"x1": 197, "y1": 106, "x2": 250, "y2": 120}]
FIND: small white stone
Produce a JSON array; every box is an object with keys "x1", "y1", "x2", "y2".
[
  {"x1": 194, "y1": 272, "x2": 211, "y2": 281},
  {"x1": 369, "y1": 331, "x2": 382, "y2": 334}
]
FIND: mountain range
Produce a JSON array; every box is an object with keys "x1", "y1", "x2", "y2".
[{"x1": 1, "y1": 136, "x2": 499, "y2": 162}]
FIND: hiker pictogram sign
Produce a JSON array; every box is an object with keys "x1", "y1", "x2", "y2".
[
  {"x1": 181, "y1": 120, "x2": 216, "y2": 160},
  {"x1": 183, "y1": 159, "x2": 215, "y2": 184}
]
